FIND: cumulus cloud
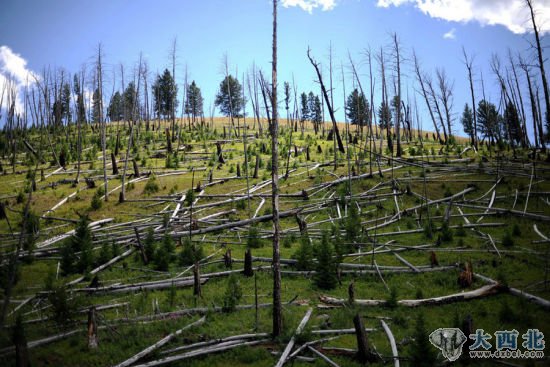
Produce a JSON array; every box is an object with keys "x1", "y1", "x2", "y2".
[
  {"x1": 376, "y1": 0, "x2": 550, "y2": 34},
  {"x1": 0, "y1": 46, "x2": 38, "y2": 114},
  {"x1": 443, "y1": 28, "x2": 456, "y2": 39},
  {"x1": 281, "y1": 0, "x2": 337, "y2": 13}
]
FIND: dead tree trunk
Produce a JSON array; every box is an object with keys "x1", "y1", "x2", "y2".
[
  {"x1": 244, "y1": 248, "x2": 254, "y2": 277},
  {"x1": 133, "y1": 159, "x2": 140, "y2": 178},
  {"x1": 527, "y1": 0, "x2": 550, "y2": 141},
  {"x1": 87, "y1": 306, "x2": 98, "y2": 349},
  {"x1": 307, "y1": 48, "x2": 345, "y2": 153},
  {"x1": 193, "y1": 262, "x2": 201, "y2": 297},
  {"x1": 271, "y1": 0, "x2": 282, "y2": 339},
  {"x1": 353, "y1": 313, "x2": 375, "y2": 363},
  {"x1": 111, "y1": 152, "x2": 118, "y2": 175}
]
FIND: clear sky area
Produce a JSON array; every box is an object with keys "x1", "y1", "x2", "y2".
[{"x1": 0, "y1": 0, "x2": 548, "y2": 138}]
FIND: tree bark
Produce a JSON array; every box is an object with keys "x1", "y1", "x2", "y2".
[{"x1": 271, "y1": 0, "x2": 282, "y2": 339}]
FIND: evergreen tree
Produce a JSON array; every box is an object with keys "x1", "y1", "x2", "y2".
[
  {"x1": 314, "y1": 232, "x2": 338, "y2": 290},
  {"x1": 214, "y1": 75, "x2": 246, "y2": 118},
  {"x1": 185, "y1": 80, "x2": 204, "y2": 123},
  {"x1": 73, "y1": 73, "x2": 86, "y2": 123},
  {"x1": 410, "y1": 313, "x2": 437, "y2": 366},
  {"x1": 477, "y1": 100, "x2": 500, "y2": 143},
  {"x1": 292, "y1": 235, "x2": 314, "y2": 271},
  {"x1": 504, "y1": 101, "x2": 522, "y2": 144},
  {"x1": 152, "y1": 69, "x2": 178, "y2": 120},
  {"x1": 108, "y1": 91, "x2": 124, "y2": 122},
  {"x1": 345, "y1": 88, "x2": 369, "y2": 126},
  {"x1": 143, "y1": 227, "x2": 156, "y2": 262},
  {"x1": 92, "y1": 88, "x2": 101, "y2": 123},
  {"x1": 61, "y1": 82, "x2": 72, "y2": 123},
  {"x1": 345, "y1": 200, "x2": 361, "y2": 242},
  {"x1": 222, "y1": 274, "x2": 242, "y2": 312},
  {"x1": 378, "y1": 101, "x2": 392, "y2": 130},
  {"x1": 300, "y1": 92, "x2": 310, "y2": 125},
  {"x1": 61, "y1": 215, "x2": 94, "y2": 274},
  {"x1": 460, "y1": 103, "x2": 474, "y2": 144}
]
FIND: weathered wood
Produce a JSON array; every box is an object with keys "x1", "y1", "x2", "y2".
[
  {"x1": 308, "y1": 346, "x2": 340, "y2": 367},
  {"x1": 113, "y1": 316, "x2": 206, "y2": 367},
  {"x1": 87, "y1": 306, "x2": 98, "y2": 349},
  {"x1": 380, "y1": 319, "x2": 399, "y2": 367},
  {"x1": 320, "y1": 283, "x2": 505, "y2": 307},
  {"x1": 131, "y1": 339, "x2": 269, "y2": 367},
  {"x1": 275, "y1": 308, "x2": 313, "y2": 367},
  {"x1": 244, "y1": 249, "x2": 254, "y2": 277},
  {"x1": 353, "y1": 313, "x2": 375, "y2": 363},
  {"x1": 474, "y1": 273, "x2": 550, "y2": 309},
  {"x1": 193, "y1": 262, "x2": 201, "y2": 297}
]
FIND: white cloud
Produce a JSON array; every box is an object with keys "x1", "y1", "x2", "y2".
[
  {"x1": 443, "y1": 28, "x2": 456, "y2": 39},
  {"x1": 376, "y1": 0, "x2": 550, "y2": 34},
  {"x1": 281, "y1": 0, "x2": 337, "y2": 13},
  {"x1": 0, "y1": 46, "x2": 38, "y2": 114}
]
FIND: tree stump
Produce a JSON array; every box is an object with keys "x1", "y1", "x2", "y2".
[
  {"x1": 132, "y1": 159, "x2": 140, "y2": 178},
  {"x1": 193, "y1": 262, "x2": 201, "y2": 297},
  {"x1": 224, "y1": 249, "x2": 232, "y2": 269},
  {"x1": 353, "y1": 313, "x2": 376, "y2": 363},
  {"x1": 244, "y1": 248, "x2": 254, "y2": 277},
  {"x1": 111, "y1": 152, "x2": 118, "y2": 175},
  {"x1": 236, "y1": 163, "x2": 241, "y2": 177},
  {"x1": 216, "y1": 142, "x2": 225, "y2": 164},
  {"x1": 87, "y1": 306, "x2": 98, "y2": 349},
  {"x1": 166, "y1": 128, "x2": 172, "y2": 153},
  {"x1": 253, "y1": 155, "x2": 260, "y2": 179},
  {"x1": 13, "y1": 316, "x2": 29, "y2": 367},
  {"x1": 348, "y1": 281, "x2": 355, "y2": 305},
  {"x1": 430, "y1": 251, "x2": 439, "y2": 268}
]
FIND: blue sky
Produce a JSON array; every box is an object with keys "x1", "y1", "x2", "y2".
[{"x1": 0, "y1": 0, "x2": 548, "y2": 137}]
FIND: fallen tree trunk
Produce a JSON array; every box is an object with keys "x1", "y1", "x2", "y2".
[
  {"x1": 114, "y1": 316, "x2": 206, "y2": 367},
  {"x1": 275, "y1": 307, "x2": 313, "y2": 367},
  {"x1": 380, "y1": 320, "x2": 399, "y2": 367},
  {"x1": 474, "y1": 273, "x2": 550, "y2": 309},
  {"x1": 319, "y1": 283, "x2": 505, "y2": 307}
]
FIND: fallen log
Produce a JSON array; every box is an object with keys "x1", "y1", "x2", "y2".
[
  {"x1": 474, "y1": 273, "x2": 550, "y2": 309},
  {"x1": 319, "y1": 283, "x2": 505, "y2": 307},
  {"x1": 380, "y1": 320, "x2": 399, "y2": 367},
  {"x1": 114, "y1": 316, "x2": 206, "y2": 367},
  {"x1": 275, "y1": 308, "x2": 313, "y2": 367},
  {"x1": 131, "y1": 339, "x2": 269, "y2": 367}
]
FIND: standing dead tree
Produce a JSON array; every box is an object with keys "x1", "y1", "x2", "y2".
[
  {"x1": 306, "y1": 48, "x2": 345, "y2": 154},
  {"x1": 462, "y1": 47, "x2": 478, "y2": 148},
  {"x1": 413, "y1": 51, "x2": 442, "y2": 143},
  {"x1": 526, "y1": 0, "x2": 549, "y2": 140},
  {"x1": 271, "y1": 0, "x2": 282, "y2": 338}
]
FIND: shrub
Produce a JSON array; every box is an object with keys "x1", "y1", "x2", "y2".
[
  {"x1": 90, "y1": 192, "x2": 102, "y2": 210},
  {"x1": 143, "y1": 175, "x2": 159, "y2": 195},
  {"x1": 502, "y1": 232, "x2": 514, "y2": 247},
  {"x1": 247, "y1": 226, "x2": 263, "y2": 248},
  {"x1": 222, "y1": 274, "x2": 242, "y2": 312},
  {"x1": 314, "y1": 232, "x2": 338, "y2": 290},
  {"x1": 292, "y1": 235, "x2": 314, "y2": 271},
  {"x1": 410, "y1": 313, "x2": 437, "y2": 366},
  {"x1": 179, "y1": 238, "x2": 204, "y2": 266},
  {"x1": 386, "y1": 287, "x2": 398, "y2": 309}
]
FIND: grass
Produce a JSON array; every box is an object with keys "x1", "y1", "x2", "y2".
[{"x1": 0, "y1": 118, "x2": 549, "y2": 366}]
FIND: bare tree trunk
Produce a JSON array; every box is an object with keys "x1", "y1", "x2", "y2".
[
  {"x1": 87, "y1": 306, "x2": 98, "y2": 349},
  {"x1": 520, "y1": 57, "x2": 540, "y2": 149},
  {"x1": 462, "y1": 47, "x2": 478, "y2": 148},
  {"x1": 527, "y1": 0, "x2": 550, "y2": 142},
  {"x1": 97, "y1": 44, "x2": 108, "y2": 201},
  {"x1": 307, "y1": 48, "x2": 345, "y2": 153},
  {"x1": 271, "y1": 0, "x2": 282, "y2": 338},
  {"x1": 393, "y1": 33, "x2": 402, "y2": 157},
  {"x1": 413, "y1": 51, "x2": 442, "y2": 143}
]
